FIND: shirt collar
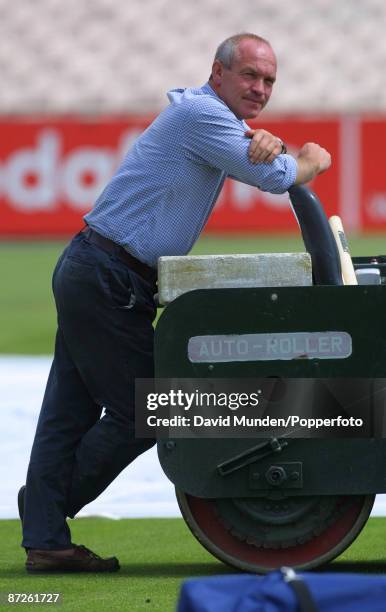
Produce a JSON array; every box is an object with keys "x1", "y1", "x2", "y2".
[{"x1": 202, "y1": 81, "x2": 219, "y2": 98}]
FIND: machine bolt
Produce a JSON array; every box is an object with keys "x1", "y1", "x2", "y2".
[
  {"x1": 208, "y1": 364, "x2": 214, "y2": 371},
  {"x1": 290, "y1": 471, "x2": 300, "y2": 481},
  {"x1": 270, "y1": 293, "x2": 278, "y2": 302},
  {"x1": 266, "y1": 466, "x2": 287, "y2": 486},
  {"x1": 165, "y1": 441, "x2": 176, "y2": 450}
]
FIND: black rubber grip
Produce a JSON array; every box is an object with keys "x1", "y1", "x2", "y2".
[{"x1": 288, "y1": 185, "x2": 343, "y2": 286}]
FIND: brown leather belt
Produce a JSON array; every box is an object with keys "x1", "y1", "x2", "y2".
[{"x1": 82, "y1": 226, "x2": 156, "y2": 283}]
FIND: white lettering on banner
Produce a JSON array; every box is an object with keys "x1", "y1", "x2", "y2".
[
  {"x1": 0, "y1": 128, "x2": 142, "y2": 212},
  {"x1": 368, "y1": 194, "x2": 386, "y2": 220},
  {"x1": 232, "y1": 181, "x2": 256, "y2": 211},
  {"x1": 6, "y1": 131, "x2": 59, "y2": 211},
  {"x1": 60, "y1": 149, "x2": 115, "y2": 208},
  {"x1": 259, "y1": 191, "x2": 292, "y2": 210}
]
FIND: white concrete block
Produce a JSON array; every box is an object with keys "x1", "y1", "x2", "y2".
[{"x1": 158, "y1": 252, "x2": 312, "y2": 304}]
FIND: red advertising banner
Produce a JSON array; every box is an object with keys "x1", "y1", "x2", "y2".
[
  {"x1": 0, "y1": 115, "x2": 385, "y2": 236},
  {"x1": 361, "y1": 119, "x2": 386, "y2": 231},
  {"x1": 0, "y1": 118, "x2": 151, "y2": 236}
]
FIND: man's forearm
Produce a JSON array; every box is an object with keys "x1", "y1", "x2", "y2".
[{"x1": 294, "y1": 156, "x2": 321, "y2": 185}]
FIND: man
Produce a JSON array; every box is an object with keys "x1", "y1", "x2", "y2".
[{"x1": 20, "y1": 32, "x2": 331, "y2": 572}]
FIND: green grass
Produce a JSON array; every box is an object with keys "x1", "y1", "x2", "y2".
[
  {"x1": 1, "y1": 517, "x2": 386, "y2": 611},
  {"x1": 0, "y1": 517, "x2": 226, "y2": 612},
  {"x1": 0, "y1": 234, "x2": 386, "y2": 354}
]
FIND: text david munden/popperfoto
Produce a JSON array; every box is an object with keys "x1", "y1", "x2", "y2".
[
  {"x1": 146, "y1": 415, "x2": 364, "y2": 430},
  {"x1": 135, "y1": 378, "x2": 372, "y2": 438}
]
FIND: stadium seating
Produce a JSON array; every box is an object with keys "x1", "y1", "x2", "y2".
[{"x1": 0, "y1": 0, "x2": 385, "y2": 113}]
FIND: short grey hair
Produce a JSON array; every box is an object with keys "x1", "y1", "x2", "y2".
[{"x1": 214, "y1": 33, "x2": 271, "y2": 69}]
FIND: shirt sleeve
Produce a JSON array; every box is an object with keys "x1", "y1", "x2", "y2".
[{"x1": 183, "y1": 97, "x2": 297, "y2": 194}]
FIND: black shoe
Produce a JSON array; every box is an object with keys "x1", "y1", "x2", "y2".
[{"x1": 17, "y1": 485, "x2": 26, "y2": 523}]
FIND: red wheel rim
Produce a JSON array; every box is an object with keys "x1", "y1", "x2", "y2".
[{"x1": 177, "y1": 491, "x2": 374, "y2": 572}]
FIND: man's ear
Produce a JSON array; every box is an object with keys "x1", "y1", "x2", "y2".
[{"x1": 211, "y1": 60, "x2": 224, "y2": 86}]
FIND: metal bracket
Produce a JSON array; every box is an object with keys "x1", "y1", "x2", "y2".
[{"x1": 217, "y1": 437, "x2": 288, "y2": 476}]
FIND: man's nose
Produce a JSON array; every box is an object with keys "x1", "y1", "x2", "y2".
[{"x1": 250, "y1": 79, "x2": 265, "y2": 96}]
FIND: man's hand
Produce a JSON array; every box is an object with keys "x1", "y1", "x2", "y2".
[
  {"x1": 294, "y1": 143, "x2": 332, "y2": 185},
  {"x1": 245, "y1": 128, "x2": 284, "y2": 164}
]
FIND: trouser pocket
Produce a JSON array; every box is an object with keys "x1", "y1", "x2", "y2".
[{"x1": 108, "y1": 261, "x2": 157, "y2": 319}]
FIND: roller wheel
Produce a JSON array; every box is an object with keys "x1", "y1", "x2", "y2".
[{"x1": 176, "y1": 489, "x2": 375, "y2": 573}]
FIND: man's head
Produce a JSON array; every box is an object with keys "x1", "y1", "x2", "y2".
[{"x1": 210, "y1": 33, "x2": 277, "y2": 120}]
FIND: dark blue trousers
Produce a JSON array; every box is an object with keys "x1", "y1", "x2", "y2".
[{"x1": 22, "y1": 232, "x2": 156, "y2": 549}]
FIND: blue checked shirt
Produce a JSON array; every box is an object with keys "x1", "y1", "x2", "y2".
[{"x1": 85, "y1": 82, "x2": 298, "y2": 268}]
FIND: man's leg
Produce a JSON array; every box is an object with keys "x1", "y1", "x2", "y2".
[
  {"x1": 66, "y1": 410, "x2": 154, "y2": 517},
  {"x1": 23, "y1": 232, "x2": 157, "y2": 545},
  {"x1": 22, "y1": 328, "x2": 101, "y2": 550},
  {"x1": 56, "y1": 240, "x2": 157, "y2": 517}
]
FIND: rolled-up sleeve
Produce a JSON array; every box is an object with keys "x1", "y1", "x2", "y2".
[{"x1": 183, "y1": 98, "x2": 297, "y2": 194}]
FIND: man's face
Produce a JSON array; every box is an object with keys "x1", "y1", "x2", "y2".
[{"x1": 211, "y1": 39, "x2": 277, "y2": 120}]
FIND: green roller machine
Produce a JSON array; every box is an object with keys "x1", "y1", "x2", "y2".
[{"x1": 154, "y1": 186, "x2": 386, "y2": 572}]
